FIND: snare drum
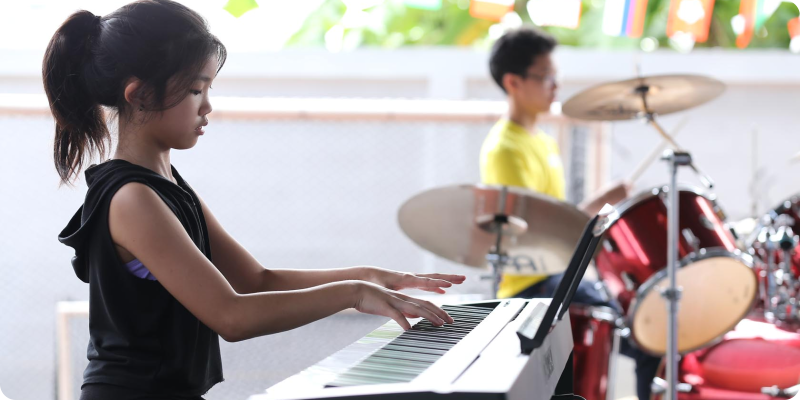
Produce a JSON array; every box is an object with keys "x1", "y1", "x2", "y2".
[{"x1": 595, "y1": 186, "x2": 757, "y2": 355}]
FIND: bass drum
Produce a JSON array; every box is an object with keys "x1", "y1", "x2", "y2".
[{"x1": 595, "y1": 186, "x2": 757, "y2": 355}]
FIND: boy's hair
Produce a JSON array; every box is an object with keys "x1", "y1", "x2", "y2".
[
  {"x1": 489, "y1": 27, "x2": 557, "y2": 93},
  {"x1": 43, "y1": 0, "x2": 227, "y2": 184}
]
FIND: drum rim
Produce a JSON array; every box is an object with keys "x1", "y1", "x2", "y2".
[
  {"x1": 626, "y1": 248, "x2": 757, "y2": 356},
  {"x1": 569, "y1": 304, "x2": 621, "y2": 323},
  {"x1": 610, "y1": 185, "x2": 719, "y2": 223}
]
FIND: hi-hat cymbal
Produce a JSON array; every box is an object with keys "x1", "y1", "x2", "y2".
[
  {"x1": 398, "y1": 184, "x2": 589, "y2": 275},
  {"x1": 562, "y1": 74, "x2": 726, "y2": 121}
]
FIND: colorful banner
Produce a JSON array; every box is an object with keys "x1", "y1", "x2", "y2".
[
  {"x1": 527, "y1": 0, "x2": 583, "y2": 30},
  {"x1": 469, "y1": 0, "x2": 515, "y2": 21},
  {"x1": 602, "y1": 0, "x2": 649, "y2": 37},
  {"x1": 735, "y1": 0, "x2": 771, "y2": 48},
  {"x1": 790, "y1": 17, "x2": 800, "y2": 38},
  {"x1": 666, "y1": 0, "x2": 716, "y2": 43}
]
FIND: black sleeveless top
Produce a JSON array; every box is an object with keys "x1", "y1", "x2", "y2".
[{"x1": 59, "y1": 160, "x2": 223, "y2": 395}]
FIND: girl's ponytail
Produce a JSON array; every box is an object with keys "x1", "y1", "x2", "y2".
[{"x1": 43, "y1": 11, "x2": 109, "y2": 185}]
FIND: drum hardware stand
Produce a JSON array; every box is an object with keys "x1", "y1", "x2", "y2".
[
  {"x1": 762, "y1": 383, "x2": 800, "y2": 398},
  {"x1": 661, "y1": 149, "x2": 689, "y2": 400},
  {"x1": 777, "y1": 226, "x2": 799, "y2": 320},
  {"x1": 636, "y1": 81, "x2": 714, "y2": 400},
  {"x1": 607, "y1": 327, "x2": 621, "y2": 400},
  {"x1": 765, "y1": 228, "x2": 779, "y2": 320},
  {"x1": 480, "y1": 186, "x2": 528, "y2": 297},
  {"x1": 651, "y1": 377, "x2": 693, "y2": 395},
  {"x1": 485, "y1": 247, "x2": 509, "y2": 298},
  {"x1": 753, "y1": 219, "x2": 775, "y2": 314}
]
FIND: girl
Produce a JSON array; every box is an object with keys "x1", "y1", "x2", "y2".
[{"x1": 45, "y1": 1, "x2": 464, "y2": 399}]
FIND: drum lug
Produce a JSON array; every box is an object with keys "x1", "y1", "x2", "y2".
[
  {"x1": 682, "y1": 228, "x2": 701, "y2": 253},
  {"x1": 659, "y1": 286, "x2": 683, "y2": 302},
  {"x1": 621, "y1": 272, "x2": 636, "y2": 292},
  {"x1": 651, "y1": 377, "x2": 692, "y2": 395},
  {"x1": 761, "y1": 383, "x2": 800, "y2": 398},
  {"x1": 616, "y1": 326, "x2": 631, "y2": 339}
]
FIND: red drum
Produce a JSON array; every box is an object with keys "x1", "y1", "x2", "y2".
[
  {"x1": 595, "y1": 186, "x2": 757, "y2": 355},
  {"x1": 570, "y1": 305, "x2": 619, "y2": 400},
  {"x1": 652, "y1": 317, "x2": 800, "y2": 400}
]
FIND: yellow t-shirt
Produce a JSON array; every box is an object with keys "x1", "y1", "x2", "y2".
[{"x1": 479, "y1": 119, "x2": 566, "y2": 298}]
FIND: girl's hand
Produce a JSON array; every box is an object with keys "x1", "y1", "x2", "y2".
[
  {"x1": 361, "y1": 267, "x2": 466, "y2": 294},
  {"x1": 352, "y1": 281, "x2": 455, "y2": 331}
]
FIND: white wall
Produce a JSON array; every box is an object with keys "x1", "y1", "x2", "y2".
[
  {"x1": 2, "y1": 46, "x2": 799, "y2": 399},
  {"x1": 6, "y1": 47, "x2": 800, "y2": 219}
]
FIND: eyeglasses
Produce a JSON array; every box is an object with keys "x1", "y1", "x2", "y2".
[{"x1": 521, "y1": 72, "x2": 558, "y2": 88}]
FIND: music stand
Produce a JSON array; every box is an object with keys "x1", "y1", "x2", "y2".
[{"x1": 518, "y1": 205, "x2": 619, "y2": 354}]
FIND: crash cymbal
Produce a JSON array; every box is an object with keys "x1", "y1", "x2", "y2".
[
  {"x1": 562, "y1": 74, "x2": 725, "y2": 121},
  {"x1": 398, "y1": 184, "x2": 589, "y2": 275}
]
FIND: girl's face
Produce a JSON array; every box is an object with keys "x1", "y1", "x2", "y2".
[{"x1": 145, "y1": 58, "x2": 217, "y2": 150}]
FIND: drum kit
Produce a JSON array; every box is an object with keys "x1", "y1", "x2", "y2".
[{"x1": 397, "y1": 74, "x2": 800, "y2": 400}]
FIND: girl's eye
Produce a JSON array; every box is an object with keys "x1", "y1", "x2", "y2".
[{"x1": 190, "y1": 90, "x2": 202, "y2": 95}]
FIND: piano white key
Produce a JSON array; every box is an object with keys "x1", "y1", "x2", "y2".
[{"x1": 252, "y1": 299, "x2": 572, "y2": 400}]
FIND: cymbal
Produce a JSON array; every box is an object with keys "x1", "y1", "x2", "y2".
[
  {"x1": 398, "y1": 184, "x2": 589, "y2": 275},
  {"x1": 562, "y1": 74, "x2": 725, "y2": 121}
]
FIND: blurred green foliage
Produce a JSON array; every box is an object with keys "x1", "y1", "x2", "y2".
[{"x1": 286, "y1": 0, "x2": 800, "y2": 50}]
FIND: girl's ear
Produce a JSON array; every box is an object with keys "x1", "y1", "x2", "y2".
[{"x1": 123, "y1": 78, "x2": 144, "y2": 110}]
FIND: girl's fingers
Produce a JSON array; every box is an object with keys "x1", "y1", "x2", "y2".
[
  {"x1": 418, "y1": 287, "x2": 447, "y2": 294},
  {"x1": 416, "y1": 273, "x2": 466, "y2": 283},
  {"x1": 395, "y1": 293, "x2": 454, "y2": 324},
  {"x1": 397, "y1": 300, "x2": 445, "y2": 327},
  {"x1": 409, "y1": 276, "x2": 452, "y2": 290},
  {"x1": 385, "y1": 307, "x2": 411, "y2": 331}
]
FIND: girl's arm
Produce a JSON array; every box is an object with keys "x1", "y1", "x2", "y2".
[
  {"x1": 197, "y1": 195, "x2": 465, "y2": 294},
  {"x1": 109, "y1": 183, "x2": 453, "y2": 342}
]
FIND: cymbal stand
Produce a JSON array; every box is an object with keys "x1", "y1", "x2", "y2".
[
  {"x1": 660, "y1": 148, "x2": 689, "y2": 400},
  {"x1": 776, "y1": 226, "x2": 798, "y2": 320},
  {"x1": 765, "y1": 227, "x2": 778, "y2": 320},
  {"x1": 485, "y1": 234, "x2": 508, "y2": 298},
  {"x1": 485, "y1": 186, "x2": 511, "y2": 297},
  {"x1": 635, "y1": 83, "x2": 713, "y2": 400},
  {"x1": 634, "y1": 83, "x2": 715, "y2": 189}
]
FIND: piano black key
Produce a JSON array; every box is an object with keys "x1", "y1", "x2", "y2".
[{"x1": 322, "y1": 303, "x2": 500, "y2": 387}]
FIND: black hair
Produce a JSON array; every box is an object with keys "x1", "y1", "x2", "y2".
[
  {"x1": 43, "y1": 0, "x2": 227, "y2": 184},
  {"x1": 489, "y1": 27, "x2": 557, "y2": 93}
]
